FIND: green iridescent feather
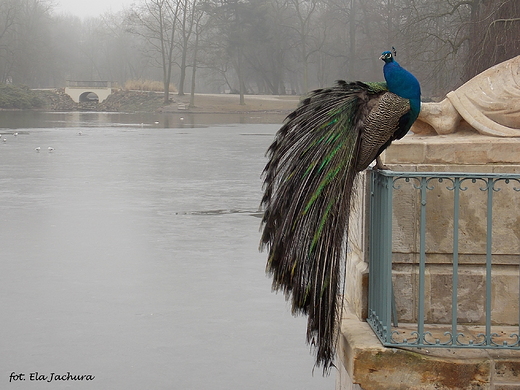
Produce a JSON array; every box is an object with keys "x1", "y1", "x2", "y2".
[
  {"x1": 260, "y1": 77, "x2": 418, "y2": 373},
  {"x1": 261, "y1": 52, "x2": 420, "y2": 373}
]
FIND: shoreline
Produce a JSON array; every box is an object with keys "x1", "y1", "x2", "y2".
[
  {"x1": 31, "y1": 89, "x2": 302, "y2": 114},
  {"x1": 163, "y1": 93, "x2": 300, "y2": 114}
]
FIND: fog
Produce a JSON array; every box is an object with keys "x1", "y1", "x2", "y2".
[
  {"x1": 0, "y1": 0, "x2": 518, "y2": 99},
  {"x1": 54, "y1": 0, "x2": 134, "y2": 18}
]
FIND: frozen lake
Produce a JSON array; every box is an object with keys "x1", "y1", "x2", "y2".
[{"x1": 0, "y1": 112, "x2": 335, "y2": 389}]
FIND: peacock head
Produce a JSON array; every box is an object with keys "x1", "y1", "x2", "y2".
[{"x1": 380, "y1": 51, "x2": 394, "y2": 63}]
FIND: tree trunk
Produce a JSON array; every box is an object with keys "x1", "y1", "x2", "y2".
[{"x1": 189, "y1": 27, "x2": 200, "y2": 107}]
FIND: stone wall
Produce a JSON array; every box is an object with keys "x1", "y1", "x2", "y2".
[
  {"x1": 382, "y1": 134, "x2": 520, "y2": 326},
  {"x1": 338, "y1": 132, "x2": 520, "y2": 390}
]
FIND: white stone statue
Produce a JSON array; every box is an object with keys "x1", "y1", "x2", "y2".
[{"x1": 411, "y1": 55, "x2": 520, "y2": 137}]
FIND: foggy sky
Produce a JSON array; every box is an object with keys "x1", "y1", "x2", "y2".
[{"x1": 54, "y1": 0, "x2": 135, "y2": 18}]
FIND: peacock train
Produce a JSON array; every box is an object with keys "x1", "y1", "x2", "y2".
[{"x1": 260, "y1": 50, "x2": 421, "y2": 373}]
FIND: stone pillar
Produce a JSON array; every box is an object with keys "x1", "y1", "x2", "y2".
[
  {"x1": 343, "y1": 171, "x2": 370, "y2": 321},
  {"x1": 382, "y1": 133, "x2": 520, "y2": 326},
  {"x1": 337, "y1": 132, "x2": 520, "y2": 390}
]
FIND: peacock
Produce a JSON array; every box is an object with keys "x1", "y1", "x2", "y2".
[{"x1": 259, "y1": 50, "x2": 421, "y2": 373}]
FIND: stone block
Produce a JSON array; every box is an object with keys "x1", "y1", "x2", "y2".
[
  {"x1": 392, "y1": 264, "x2": 520, "y2": 325},
  {"x1": 343, "y1": 251, "x2": 369, "y2": 321},
  {"x1": 389, "y1": 168, "x2": 520, "y2": 256},
  {"x1": 345, "y1": 172, "x2": 370, "y2": 320},
  {"x1": 382, "y1": 133, "x2": 520, "y2": 166},
  {"x1": 494, "y1": 360, "x2": 520, "y2": 382},
  {"x1": 338, "y1": 305, "x2": 494, "y2": 390},
  {"x1": 494, "y1": 385, "x2": 520, "y2": 390}
]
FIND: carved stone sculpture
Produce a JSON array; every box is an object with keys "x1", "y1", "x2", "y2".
[{"x1": 411, "y1": 55, "x2": 520, "y2": 137}]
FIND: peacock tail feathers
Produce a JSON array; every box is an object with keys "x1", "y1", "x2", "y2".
[
  {"x1": 260, "y1": 52, "x2": 421, "y2": 374},
  {"x1": 260, "y1": 81, "x2": 389, "y2": 372}
]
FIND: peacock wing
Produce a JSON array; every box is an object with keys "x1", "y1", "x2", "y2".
[
  {"x1": 356, "y1": 91, "x2": 411, "y2": 171},
  {"x1": 260, "y1": 81, "x2": 386, "y2": 371}
]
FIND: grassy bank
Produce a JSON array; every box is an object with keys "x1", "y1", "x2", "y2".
[
  {"x1": 165, "y1": 93, "x2": 300, "y2": 114},
  {"x1": 0, "y1": 84, "x2": 46, "y2": 109}
]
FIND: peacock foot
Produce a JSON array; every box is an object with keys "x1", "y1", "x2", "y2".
[{"x1": 374, "y1": 156, "x2": 389, "y2": 170}]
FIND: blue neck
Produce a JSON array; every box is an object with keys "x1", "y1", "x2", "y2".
[
  {"x1": 383, "y1": 60, "x2": 421, "y2": 129},
  {"x1": 383, "y1": 61, "x2": 421, "y2": 100}
]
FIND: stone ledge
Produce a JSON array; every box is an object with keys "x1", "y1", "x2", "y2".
[
  {"x1": 382, "y1": 133, "x2": 520, "y2": 166},
  {"x1": 494, "y1": 384, "x2": 520, "y2": 390},
  {"x1": 337, "y1": 305, "x2": 520, "y2": 390}
]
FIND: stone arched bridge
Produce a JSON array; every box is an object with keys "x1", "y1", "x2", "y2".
[{"x1": 64, "y1": 81, "x2": 113, "y2": 103}]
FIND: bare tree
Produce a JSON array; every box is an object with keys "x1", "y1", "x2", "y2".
[
  {"x1": 465, "y1": 0, "x2": 520, "y2": 79},
  {"x1": 288, "y1": 0, "x2": 321, "y2": 93},
  {"x1": 11, "y1": 0, "x2": 56, "y2": 86},
  {"x1": 0, "y1": 0, "x2": 18, "y2": 83},
  {"x1": 176, "y1": 0, "x2": 202, "y2": 96},
  {"x1": 188, "y1": 4, "x2": 208, "y2": 106},
  {"x1": 127, "y1": 0, "x2": 180, "y2": 103},
  {"x1": 204, "y1": 0, "x2": 250, "y2": 104},
  {"x1": 239, "y1": 0, "x2": 290, "y2": 94},
  {"x1": 97, "y1": 11, "x2": 148, "y2": 85}
]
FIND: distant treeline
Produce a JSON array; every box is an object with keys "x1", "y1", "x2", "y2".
[{"x1": 0, "y1": 0, "x2": 518, "y2": 100}]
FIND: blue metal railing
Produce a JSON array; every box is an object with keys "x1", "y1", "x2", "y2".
[{"x1": 367, "y1": 170, "x2": 520, "y2": 349}]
